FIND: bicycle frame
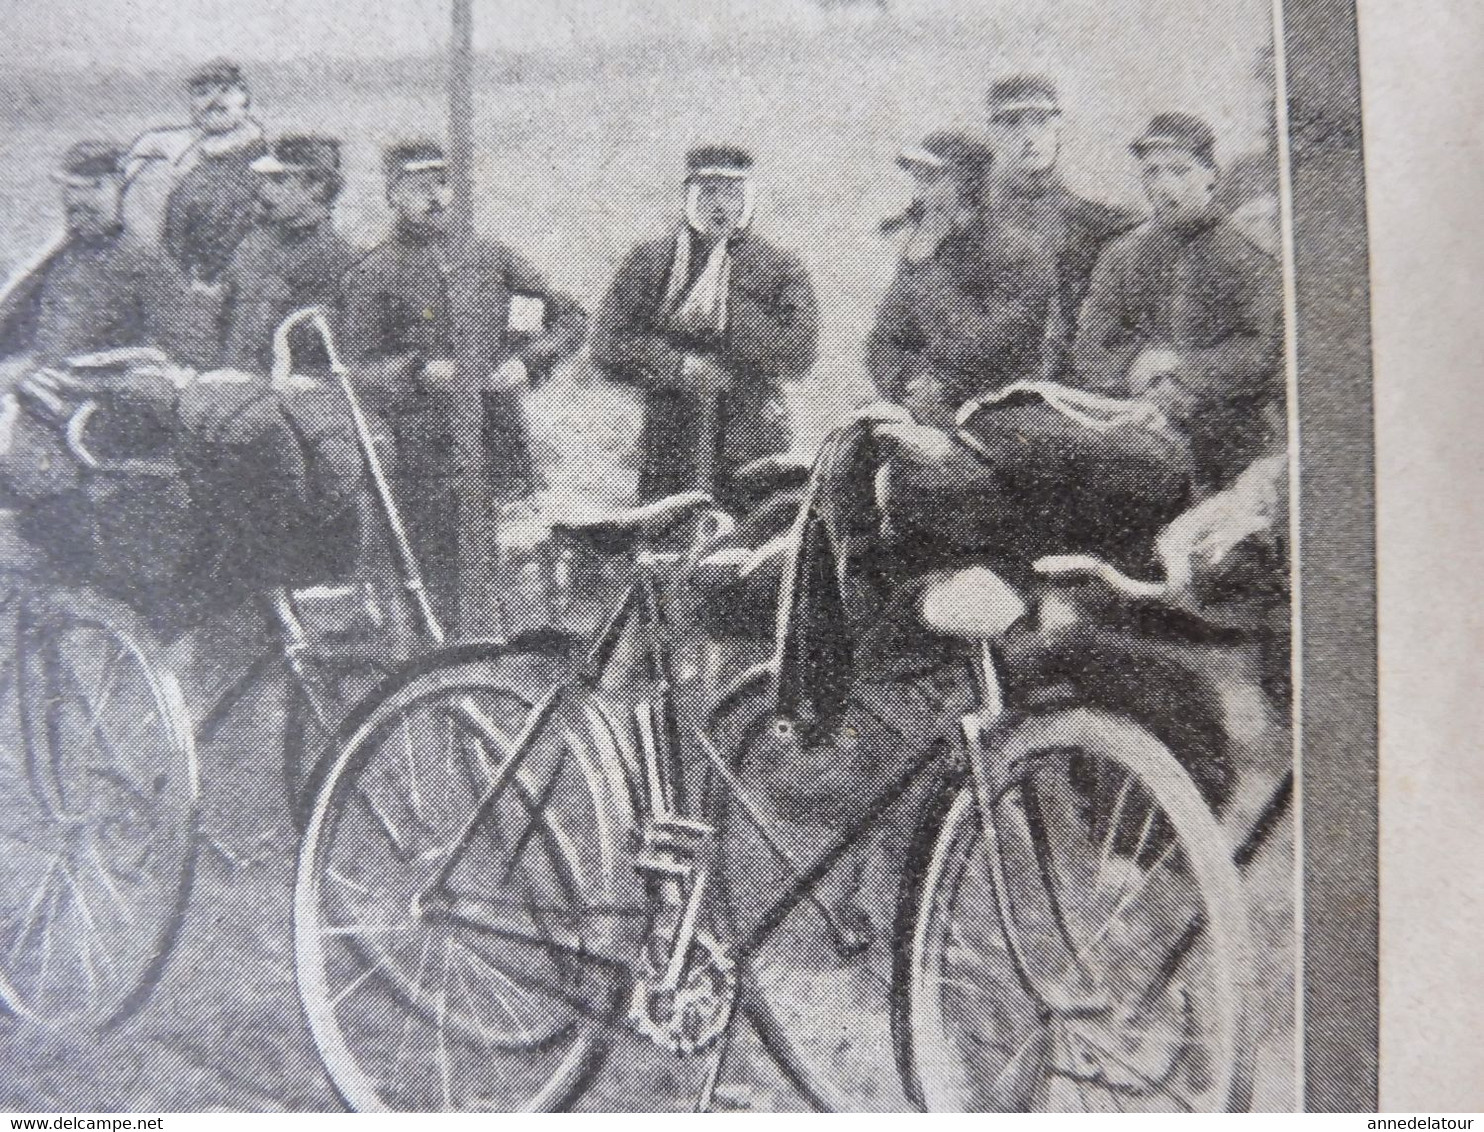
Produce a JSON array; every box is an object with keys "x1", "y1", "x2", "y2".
[{"x1": 404, "y1": 530, "x2": 954, "y2": 1105}]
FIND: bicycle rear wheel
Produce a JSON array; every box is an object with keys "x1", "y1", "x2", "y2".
[
  {"x1": 900, "y1": 707, "x2": 1253, "y2": 1112},
  {"x1": 294, "y1": 643, "x2": 643, "y2": 1111},
  {"x1": 0, "y1": 583, "x2": 198, "y2": 1029}
]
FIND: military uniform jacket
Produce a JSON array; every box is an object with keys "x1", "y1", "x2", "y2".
[
  {"x1": 865, "y1": 221, "x2": 1053, "y2": 424},
  {"x1": 984, "y1": 174, "x2": 1138, "y2": 380},
  {"x1": 162, "y1": 139, "x2": 269, "y2": 286},
  {"x1": 217, "y1": 218, "x2": 358, "y2": 372},
  {"x1": 591, "y1": 229, "x2": 818, "y2": 500},
  {"x1": 0, "y1": 228, "x2": 184, "y2": 368},
  {"x1": 1073, "y1": 211, "x2": 1283, "y2": 486},
  {"x1": 340, "y1": 229, "x2": 588, "y2": 479}
]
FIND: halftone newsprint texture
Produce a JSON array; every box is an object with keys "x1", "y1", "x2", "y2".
[{"x1": 0, "y1": 0, "x2": 1373, "y2": 1113}]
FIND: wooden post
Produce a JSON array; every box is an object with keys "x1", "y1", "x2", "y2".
[{"x1": 446, "y1": 0, "x2": 533, "y2": 638}]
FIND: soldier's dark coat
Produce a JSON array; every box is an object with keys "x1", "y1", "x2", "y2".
[
  {"x1": 341, "y1": 227, "x2": 587, "y2": 620},
  {"x1": 162, "y1": 138, "x2": 268, "y2": 286},
  {"x1": 218, "y1": 217, "x2": 358, "y2": 371},
  {"x1": 983, "y1": 172, "x2": 1139, "y2": 380},
  {"x1": 0, "y1": 227, "x2": 184, "y2": 366},
  {"x1": 591, "y1": 230, "x2": 818, "y2": 502},
  {"x1": 865, "y1": 221, "x2": 1052, "y2": 425},
  {"x1": 340, "y1": 228, "x2": 587, "y2": 479},
  {"x1": 1073, "y1": 211, "x2": 1283, "y2": 487}
]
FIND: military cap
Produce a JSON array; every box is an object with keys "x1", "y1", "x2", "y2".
[
  {"x1": 186, "y1": 57, "x2": 247, "y2": 91},
  {"x1": 383, "y1": 139, "x2": 448, "y2": 180},
  {"x1": 1130, "y1": 111, "x2": 1219, "y2": 167},
  {"x1": 684, "y1": 144, "x2": 754, "y2": 181},
  {"x1": 897, "y1": 130, "x2": 995, "y2": 184},
  {"x1": 52, "y1": 140, "x2": 126, "y2": 182},
  {"x1": 987, "y1": 74, "x2": 1061, "y2": 121},
  {"x1": 251, "y1": 134, "x2": 343, "y2": 177}
]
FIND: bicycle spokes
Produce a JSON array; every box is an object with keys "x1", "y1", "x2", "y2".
[{"x1": 911, "y1": 713, "x2": 1251, "y2": 1112}]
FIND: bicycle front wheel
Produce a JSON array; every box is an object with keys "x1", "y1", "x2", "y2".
[
  {"x1": 294, "y1": 643, "x2": 642, "y2": 1111},
  {"x1": 0, "y1": 583, "x2": 198, "y2": 1030},
  {"x1": 901, "y1": 707, "x2": 1253, "y2": 1112}
]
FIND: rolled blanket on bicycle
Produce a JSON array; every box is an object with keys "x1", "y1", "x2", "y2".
[
  {"x1": 880, "y1": 385, "x2": 1195, "y2": 581},
  {"x1": 174, "y1": 377, "x2": 368, "y2": 593}
]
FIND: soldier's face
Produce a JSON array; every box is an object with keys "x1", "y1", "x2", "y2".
[
  {"x1": 991, "y1": 110, "x2": 1062, "y2": 177},
  {"x1": 389, "y1": 171, "x2": 453, "y2": 234},
  {"x1": 61, "y1": 175, "x2": 123, "y2": 237},
  {"x1": 1140, "y1": 147, "x2": 1217, "y2": 224},
  {"x1": 690, "y1": 177, "x2": 749, "y2": 238},
  {"x1": 189, "y1": 81, "x2": 251, "y2": 135},
  {"x1": 257, "y1": 170, "x2": 321, "y2": 227}
]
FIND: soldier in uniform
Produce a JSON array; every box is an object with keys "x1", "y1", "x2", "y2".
[
  {"x1": 341, "y1": 140, "x2": 588, "y2": 621},
  {"x1": 1074, "y1": 112, "x2": 1284, "y2": 490},
  {"x1": 123, "y1": 57, "x2": 268, "y2": 251},
  {"x1": 216, "y1": 134, "x2": 357, "y2": 371},
  {"x1": 592, "y1": 145, "x2": 819, "y2": 506},
  {"x1": 0, "y1": 142, "x2": 183, "y2": 368},
  {"x1": 161, "y1": 59, "x2": 270, "y2": 290},
  {"x1": 865, "y1": 131, "x2": 1052, "y2": 427},
  {"x1": 982, "y1": 74, "x2": 1138, "y2": 380}
]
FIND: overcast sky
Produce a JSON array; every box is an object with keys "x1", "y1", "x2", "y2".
[{"x1": 1, "y1": 0, "x2": 972, "y2": 70}]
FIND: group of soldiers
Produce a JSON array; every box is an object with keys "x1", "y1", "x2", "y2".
[{"x1": 0, "y1": 56, "x2": 1284, "y2": 623}]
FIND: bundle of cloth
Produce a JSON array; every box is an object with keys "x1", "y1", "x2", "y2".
[{"x1": 0, "y1": 345, "x2": 366, "y2": 625}]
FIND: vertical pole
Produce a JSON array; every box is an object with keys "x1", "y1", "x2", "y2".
[{"x1": 447, "y1": 0, "x2": 520, "y2": 638}]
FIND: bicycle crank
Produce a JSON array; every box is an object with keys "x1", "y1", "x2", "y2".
[{"x1": 628, "y1": 928, "x2": 737, "y2": 1055}]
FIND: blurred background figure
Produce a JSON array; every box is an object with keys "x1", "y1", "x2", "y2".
[
  {"x1": 217, "y1": 133, "x2": 355, "y2": 372},
  {"x1": 1074, "y1": 112, "x2": 1283, "y2": 490},
  {"x1": 0, "y1": 141, "x2": 182, "y2": 369},
  {"x1": 341, "y1": 139, "x2": 588, "y2": 624},
  {"x1": 122, "y1": 57, "x2": 268, "y2": 252},
  {"x1": 592, "y1": 144, "x2": 818, "y2": 507},
  {"x1": 160, "y1": 59, "x2": 270, "y2": 291}
]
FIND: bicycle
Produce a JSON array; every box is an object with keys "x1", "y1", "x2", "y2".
[
  {"x1": 294, "y1": 430, "x2": 1275, "y2": 1111},
  {"x1": 0, "y1": 309, "x2": 442, "y2": 1031}
]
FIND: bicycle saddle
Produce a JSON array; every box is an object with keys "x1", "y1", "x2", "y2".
[
  {"x1": 918, "y1": 566, "x2": 1031, "y2": 640},
  {"x1": 548, "y1": 490, "x2": 715, "y2": 555}
]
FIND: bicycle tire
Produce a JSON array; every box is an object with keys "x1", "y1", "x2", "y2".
[
  {"x1": 896, "y1": 706, "x2": 1254, "y2": 1112},
  {"x1": 0, "y1": 582, "x2": 198, "y2": 1031},
  {"x1": 294, "y1": 640, "x2": 642, "y2": 1111}
]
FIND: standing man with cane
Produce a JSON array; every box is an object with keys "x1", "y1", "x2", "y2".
[{"x1": 592, "y1": 146, "x2": 819, "y2": 509}]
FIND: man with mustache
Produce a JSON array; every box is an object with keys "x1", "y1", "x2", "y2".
[
  {"x1": 0, "y1": 142, "x2": 183, "y2": 368},
  {"x1": 981, "y1": 74, "x2": 1137, "y2": 382},
  {"x1": 866, "y1": 130, "x2": 1051, "y2": 427},
  {"x1": 160, "y1": 59, "x2": 270, "y2": 291},
  {"x1": 123, "y1": 57, "x2": 268, "y2": 252},
  {"x1": 1074, "y1": 113, "x2": 1283, "y2": 490},
  {"x1": 215, "y1": 134, "x2": 357, "y2": 372},
  {"x1": 592, "y1": 145, "x2": 819, "y2": 505},
  {"x1": 341, "y1": 139, "x2": 588, "y2": 621}
]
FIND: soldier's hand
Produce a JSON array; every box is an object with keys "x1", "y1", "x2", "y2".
[
  {"x1": 486, "y1": 356, "x2": 530, "y2": 392},
  {"x1": 1128, "y1": 347, "x2": 1183, "y2": 395},
  {"x1": 420, "y1": 358, "x2": 458, "y2": 386}
]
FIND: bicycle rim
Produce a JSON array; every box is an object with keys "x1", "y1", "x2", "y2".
[{"x1": 905, "y1": 708, "x2": 1253, "y2": 1112}]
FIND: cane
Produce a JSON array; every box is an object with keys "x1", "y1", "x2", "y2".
[
  {"x1": 686, "y1": 354, "x2": 724, "y2": 499},
  {"x1": 272, "y1": 307, "x2": 446, "y2": 645}
]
